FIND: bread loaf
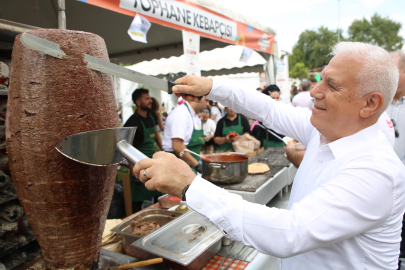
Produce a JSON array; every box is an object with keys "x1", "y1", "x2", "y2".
[{"x1": 6, "y1": 29, "x2": 119, "y2": 269}]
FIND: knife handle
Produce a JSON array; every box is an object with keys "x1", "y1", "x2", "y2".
[{"x1": 168, "y1": 81, "x2": 203, "y2": 100}]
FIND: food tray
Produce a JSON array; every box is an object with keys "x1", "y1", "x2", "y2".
[{"x1": 111, "y1": 209, "x2": 182, "y2": 260}]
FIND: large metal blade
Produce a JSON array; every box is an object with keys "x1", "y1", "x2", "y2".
[
  {"x1": 20, "y1": 33, "x2": 172, "y2": 93},
  {"x1": 20, "y1": 32, "x2": 66, "y2": 59},
  {"x1": 55, "y1": 127, "x2": 137, "y2": 166},
  {"x1": 84, "y1": 54, "x2": 169, "y2": 91}
]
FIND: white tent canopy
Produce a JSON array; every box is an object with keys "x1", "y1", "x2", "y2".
[
  {"x1": 120, "y1": 45, "x2": 265, "y2": 123},
  {"x1": 126, "y1": 45, "x2": 266, "y2": 77}
]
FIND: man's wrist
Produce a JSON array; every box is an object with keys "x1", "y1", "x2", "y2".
[{"x1": 285, "y1": 146, "x2": 295, "y2": 152}]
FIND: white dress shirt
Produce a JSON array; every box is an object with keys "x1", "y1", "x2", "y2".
[
  {"x1": 292, "y1": 91, "x2": 313, "y2": 110},
  {"x1": 378, "y1": 111, "x2": 395, "y2": 148},
  {"x1": 202, "y1": 118, "x2": 216, "y2": 137},
  {"x1": 185, "y1": 81, "x2": 405, "y2": 270},
  {"x1": 162, "y1": 102, "x2": 202, "y2": 152},
  {"x1": 386, "y1": 97, "x2": 405, "y2": 164},
  {"x1": 210, "y1": 106, "x2": 222, "y2": 123}
]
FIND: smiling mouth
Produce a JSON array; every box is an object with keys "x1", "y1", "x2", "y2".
[{"x1": 314, "y1": 105, "x2": 326, "y2": 110}]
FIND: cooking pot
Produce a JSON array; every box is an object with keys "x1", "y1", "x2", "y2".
[{"x1": 201, "y1": 153, "x2": 249, "y2": 184}]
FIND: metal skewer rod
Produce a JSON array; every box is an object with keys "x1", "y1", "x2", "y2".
[
  {"x1": 257, "y1": 123, "x2": 286, "y2": 144},
  {"x1": 58, "y1": 0, "x2": 66, "y2": 29}
]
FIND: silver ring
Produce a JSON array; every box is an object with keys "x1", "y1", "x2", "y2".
[{"x1": 143, "y1": 169, "x2": 147, "y2": 179}]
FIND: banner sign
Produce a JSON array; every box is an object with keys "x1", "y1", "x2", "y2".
[
  {"x1": 128, "y1": 14, "x2": 151, "y2": 43},
  {"x1": 182, "y1": 30, "x2": 201, "y2": 76},
  {"x1": 120, "y1": 0, "x2": 236, "y2": 41},
  {"x1": 83, "y1": 0, "x2": 275, "y2": 54}
]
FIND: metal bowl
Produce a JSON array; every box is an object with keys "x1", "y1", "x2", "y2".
[{"x1": 202, "y1": 153, "x2": 249, "y2": 184}]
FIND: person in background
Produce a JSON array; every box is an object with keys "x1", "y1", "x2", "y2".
[
  {"x1": 385, "y1": 50, "x2": 405, "y2": 266},
  {"x1": 124, "y1": 88, "x2": 163, "y2": 213},
  {"x1": 214, "y1": 107, "x2": 250, "y2": 152},
  {"x1": 256, "y1": 87, "x2": 263, "y2": 93},
  {"x1": 151, "y1": 97, "x2": 165, "y2": 132},
  {"x1": 208, "y1": 100, "x2": 222, "y2": 123},
  {"x1": 252, "y1": 85, "x2": 285, "y2": 148},
  {"x1": 201, "y1": 109, "x2": 216, "y2": 154},
  {"x1": 162, "y1": 97, "x2": 207, "y2": 173},
  {"x1": 160, "y1": 102, "x2": 166, "y2": 114},
  {"x1": 292, "y1": 81, "x2": 313, "y2": 109},
  {"x1": 290, "y1": 85, "x2": 298, "y2": 101},
  {"x1": 308, "y1": 77, "x2": 318, "y2": 89},
  {"x1": 286, "y1": 102, "x2": 396, "y2": 168}
]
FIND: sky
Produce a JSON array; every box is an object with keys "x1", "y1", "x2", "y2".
[{"x1": 220, "y1": 0, "x2": 405, "y2": 53}]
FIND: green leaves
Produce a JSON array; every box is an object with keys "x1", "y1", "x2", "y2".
[
  {"x1": 348, "y1": 14, "x2": 404, "y2": 52},
  {"x1": 288, "y1": 14, "x2": 403, "y2": 79}
]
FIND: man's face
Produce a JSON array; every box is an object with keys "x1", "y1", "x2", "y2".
[
  {"x1": 202, "y1": 113, "x2": 209, "y2": 123},
  {"x1": 270, "y1": 91, "x2": 280, "y2": 101},
  {"x1": 226, "y1": 107, "x2": 236, "y2": 118},
  {"x1": 392, "y1": 54, "x2": 405, "y2": 95},
  {"x1": 310, "y1": 54, "x2": 365, "y2": 141},
  {"x1": 195, "y1": 96, "x2": 207, "y2": 113},
  {"x1": 137, "y1": 93, "x2": 152, "y2": 110}
]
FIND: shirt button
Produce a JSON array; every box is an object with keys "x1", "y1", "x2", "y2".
[
  {"x1": 197, "y1": 204, "x2": 202, "y2": 209},
  {"x1": 317, "y1": 159, "x2": 322, "y2": 163}
]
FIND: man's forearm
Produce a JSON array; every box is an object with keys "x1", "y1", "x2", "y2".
[
  {"x1": 172, "y1": 140, "x2": 199, "y2": 167},
  {"x1": 286, "y1": 148, "x2": 305, "y2": 168},
  {"x1": 156, "y1": 138, "x2": 163, "y2": 150}
]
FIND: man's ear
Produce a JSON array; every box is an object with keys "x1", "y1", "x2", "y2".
[{"x1": 359, "y1": 92, "x2": 384, "y2": 118}]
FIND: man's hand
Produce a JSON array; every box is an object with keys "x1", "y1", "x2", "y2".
[
  {"x1": 133, "y1": 152, "x2": 196, "y2": 199},
  {"x1": 284, "y1": 141, "x2": 296, "y2": 151},
  {"x1": 173, "y1": 75, "x2": 213, "y2": 102},
  {"x1": 205, "y1": 135, "x2": 212, "y2": 142},
  {"x1": 226, "y1": 134, "x2": 240, "y2": 142}
]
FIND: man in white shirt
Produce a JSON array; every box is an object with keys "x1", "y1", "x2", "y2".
[
  {"x1": 201, "y1": 109, "x2": 216, "y2": 153},
  {"x1": 162, "y1": 97, "x2": 207, "y2": 173},
  {"x1": 134, "y1": 42, "x2": 404, "y2": 269},
  {"x1": 292, "y1": 80, "x2": 313, "y2": 110},
  {"x1": 208, "y1": 100, "x2": 222, "y2": 123}
]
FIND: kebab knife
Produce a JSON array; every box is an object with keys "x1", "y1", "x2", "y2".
[{"x1": 20, "y1": 33, "x2": 202, "y2": 99}]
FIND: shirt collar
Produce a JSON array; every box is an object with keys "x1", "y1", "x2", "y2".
[
  {"x1": 392, "y1": 97, "x2": 405, "y2": 105},
  {"x1": 327, "y1": 123, "x2": 379, "y2": 160}
]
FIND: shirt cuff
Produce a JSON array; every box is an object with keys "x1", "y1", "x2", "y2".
[{"x1": 206, "y1": 79, "x2": 233, "y2": 102}]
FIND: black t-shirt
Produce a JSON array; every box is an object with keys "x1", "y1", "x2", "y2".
[
  {"x1": 124, "y1": 110, "x2": 157, "y2": 148},
  {"x1": 251, "y1": 122, "x2": 284, "y2": 146},
  {"x1": 214, "y1": 114, "x2": 251, "y2": 137}
]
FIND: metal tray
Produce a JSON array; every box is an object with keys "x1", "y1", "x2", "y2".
[
  {"x1": 131, "y1": 210, "x2": 223, "y2": 267},
  {"x1": 111, "y1": 209, "x2": 182, "y2": 260}
]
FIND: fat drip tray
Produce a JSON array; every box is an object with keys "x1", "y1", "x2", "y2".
[{"x1": 217, "y1": 148, "x2": 291, "y2": 192}]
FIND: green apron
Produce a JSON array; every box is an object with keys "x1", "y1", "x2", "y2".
[
  {"x1": 130, "y1": 112, "x2": 162, "y2": 201},
  {"x1": 258, "y1": 127, "x2": 284, "y2": 148},
  {"x1": 167, "y1": 103, "x2": 205, "y2": 163},
  {"x1": 218, "y1": 115, "x2": 244, "y2": 152}
]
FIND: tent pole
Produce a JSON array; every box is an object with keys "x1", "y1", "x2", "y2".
[{"x1": 58, "y1": 0, "x2": 66, "y2": 29}]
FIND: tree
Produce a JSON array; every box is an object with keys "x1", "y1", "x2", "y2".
[
  {"x1": 348, "y1": 14, "x2": 404, "y2": 52},
  {"x1": 289, "y1": 62, "x2": 308, "y2": 80},
  {"x1": 288, "y1": 26, "x2": 342, "y2": 75}
]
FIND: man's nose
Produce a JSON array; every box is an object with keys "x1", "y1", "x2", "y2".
[{"x1": 310, "y1": 84, "x2": 324, "y2": 99}]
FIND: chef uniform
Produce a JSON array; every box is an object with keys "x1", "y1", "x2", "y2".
[
  {"x1": 162, "y1": 102, "x2": 204, "y2": 165},
  {"x1": 124, "y1": 111, "x2": 162, "y2": 207}
]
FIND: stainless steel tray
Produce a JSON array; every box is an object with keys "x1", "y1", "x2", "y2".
[
  {"x1": 131, "y1": 210, "x2": 223, "y2": 266},
  {"x1": 111, "y1": 209, "x2": 182, "y2": 260}
]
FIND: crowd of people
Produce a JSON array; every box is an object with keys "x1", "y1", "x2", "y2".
[{"x1": 124, "y1": 45, "x2": 405, "y2": 269}]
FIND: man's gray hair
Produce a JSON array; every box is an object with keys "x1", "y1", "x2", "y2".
[
  {"x1": 391, "y1": 50, "x2": 405, "y2": 72},
  {"x1": 202, "y1": 109, "x2": 210, "y2": 114},
  {"x1": 301, "y1": 81, "x2": 311, "y2": 91},
  {"x1": 330, "y1": 42, "x2": 399, "y2": 112}
]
